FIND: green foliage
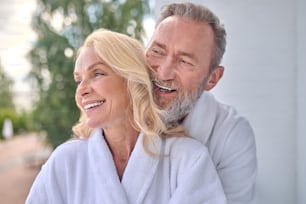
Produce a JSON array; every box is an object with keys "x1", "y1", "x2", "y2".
[
  {"x1": 28, "y1": 0, "x2": 150, "y2": 148},
  {"x1": 0, "y1": 63, "x2": 32, "y2": 139},
  {"x1": 0, "y1": 63, "x2": 15, "y2": 110}
]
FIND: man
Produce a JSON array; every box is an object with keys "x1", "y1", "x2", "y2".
[{"x1": 146, "y1": 2, "x2": 257, "y2": 204}]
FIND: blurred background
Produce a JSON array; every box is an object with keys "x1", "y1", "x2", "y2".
[{"x1": 0, "y1": 0, "x2": 305, "y2": 204}]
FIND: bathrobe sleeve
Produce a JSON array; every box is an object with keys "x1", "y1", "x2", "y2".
[
  {"x1": 25, "y1": 149, "x2": 66, "y2": 204},
  {"x1": 25, "y1": 167, "x2": 48, "y2": 204},
  {"x1": 168, "y1": 139, "x2": 226, "y2": 204}
]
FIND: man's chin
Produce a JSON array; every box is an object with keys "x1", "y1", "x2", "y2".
[{"x1": 156, "y1": 98, "x2": 175, "y2": 110}]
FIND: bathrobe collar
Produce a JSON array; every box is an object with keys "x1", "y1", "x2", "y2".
[
  {"x1": 88, "y1": 128, "x2": 161, "y2": 204},
  {"x1": 183, "y1": 92, "x2": 217, "y2": 145}
]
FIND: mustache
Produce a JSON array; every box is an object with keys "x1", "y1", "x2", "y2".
[{"x1": 150, "y1": 72, "x2": 180, "y2": 90}]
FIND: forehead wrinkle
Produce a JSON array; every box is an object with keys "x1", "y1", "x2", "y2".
[
  {"x1": 151, "y1": 39, "x2": 197, "y2": 62},
  {"x1": 73, "y1": 62, "x2": 106, "y2": 78},
  {"x1": 151, "y1": 40, "x2": 167, "y2": 50}
]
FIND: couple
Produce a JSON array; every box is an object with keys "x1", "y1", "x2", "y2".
[{"x1": 26, "y1": 2, "x2": 257, "y2": 204}]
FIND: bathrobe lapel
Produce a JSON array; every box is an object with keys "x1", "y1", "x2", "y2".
[
  {"x1": 121, "y1": 133, "x2": 161, "y2": 204},
  {"x1": 88, "y1": 129, "x2": 130, "y2": 204},
  {"x1": 183, "y1": 92, "x2": 217, "y2": 145}
]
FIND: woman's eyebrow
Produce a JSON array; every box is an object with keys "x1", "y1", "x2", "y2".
[
  {"x1": 87, "y1": 62, "x2": 106, "y2": 71},
  {"x1": 73, "y1": 62, "x2": 105, "y2": 76}
]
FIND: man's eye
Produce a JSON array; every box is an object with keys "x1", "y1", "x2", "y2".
[
  {"x1": 179, "y1": 58, "x2": 193, "y2": 66},
  {"x1": 150, "y1": 48, "x2": 163, "y2": 56},
  {"x1": 152, "y1": 49, "x2": 159, "y2": 54}
]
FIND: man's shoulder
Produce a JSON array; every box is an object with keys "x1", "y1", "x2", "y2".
[
  {"x1": 207, "y1": 93, "x2": 254, "y2": 140},
  {"x1": 205, "y1": 92, "x2": 247, "y2": 122},
  {"x1": 184, "y1": 92, "x2": 254, "y2": 146},
  {"x1": 213, "y1": 94, "x2": 252, "y2": 132}
]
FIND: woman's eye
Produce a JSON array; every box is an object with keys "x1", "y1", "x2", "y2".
[
  {"x1": 94, "y1": 72, "x2": 105, "y2": 77},
  {"x1": 75, "y1": 80, "x2": 81, "y2": 85}
]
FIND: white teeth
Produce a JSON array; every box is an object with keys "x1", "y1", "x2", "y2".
[
  {"x1": 84, "y1": 101, "x2": 104, "y2": 110},
  {"x1": 153, "y1": 81, "x2": 175, "y2": 92}
]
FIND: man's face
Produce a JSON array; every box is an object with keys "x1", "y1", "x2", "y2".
[{"x1": 146, "y1": 16, "x2": 216, "y2": 125}]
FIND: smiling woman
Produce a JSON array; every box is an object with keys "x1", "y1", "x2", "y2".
[{"x1": 74, "y1": 47, "x2": 130, "y2": 131}]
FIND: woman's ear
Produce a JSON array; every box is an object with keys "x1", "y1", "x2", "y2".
[{"x1": 204, "y1": 66, "x2": 224, "y2": 91}]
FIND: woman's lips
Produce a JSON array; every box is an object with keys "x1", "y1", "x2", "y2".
[{"x1": 84, "y1": 100, "x2": 105, "y2": 110}]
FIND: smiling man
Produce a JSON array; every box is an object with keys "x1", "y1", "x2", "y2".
[{"x1": 146, "y1": 2, "x2": 257, "y2": 204}]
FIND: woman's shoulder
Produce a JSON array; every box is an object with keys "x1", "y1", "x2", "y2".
[
  {"x1": 54, "y1": 138, "x2": 88, "y2": 154},
  {"x1": 46, "y1": 138, "x2": 88, "y2": 165}
]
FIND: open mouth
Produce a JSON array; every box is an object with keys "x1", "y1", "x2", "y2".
[
  {"x1": 84, "y1": 100, "x2": 105, "y2": 110},
  {"x1": 153, "y1": 80, "x2": 176, "y2": 93}
]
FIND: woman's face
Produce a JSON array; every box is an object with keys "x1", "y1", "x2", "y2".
[{"x1": 74, "y1": 47, "x2": 130, "y2": 129}]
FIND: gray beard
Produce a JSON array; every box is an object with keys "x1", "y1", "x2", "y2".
[
  {"x1": 150, "y1": 68, "x2": 209, "y2": 129},
  {"x1": 161, "y1": 79, "x2": 206, "y2": 129},
  {"x1": 161, "y1": 93, "x2": 199, "y2": 129}
]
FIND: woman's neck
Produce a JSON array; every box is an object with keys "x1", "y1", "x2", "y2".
[{"x1": 103, "y1": 125, "x2": 139, "y2": 180}]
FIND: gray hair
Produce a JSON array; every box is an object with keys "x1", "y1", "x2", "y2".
[{"x1": 157, "y1": 2, "x2": 226, "y2": 72}]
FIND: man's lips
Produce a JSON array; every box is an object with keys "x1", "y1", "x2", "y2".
[{"x1": 153, "y1": 80, "x2": 176, "y2": 93}]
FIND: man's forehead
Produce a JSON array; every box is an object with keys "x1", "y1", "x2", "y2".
[{"x1": 155, "y1": 16, "x2": 182, "y2": 35}]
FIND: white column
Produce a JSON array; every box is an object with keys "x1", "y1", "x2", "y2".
[{"x1": 297, "y1": 0, "x2": 306, "y2": 203}]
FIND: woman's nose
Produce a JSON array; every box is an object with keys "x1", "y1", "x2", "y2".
[{"x1": 77, "y1": 80, "x2": 90, "y2": 97}]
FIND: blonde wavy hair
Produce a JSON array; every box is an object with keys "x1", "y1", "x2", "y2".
[{"x1": 72, "y1": 29, "x2": 186, "y2": 153}]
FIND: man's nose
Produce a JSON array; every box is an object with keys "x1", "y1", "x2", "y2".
[{"x1": 156, "y1": 57, "x2": 176, "y2": 81}]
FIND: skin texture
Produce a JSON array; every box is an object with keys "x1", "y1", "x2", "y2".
[
  {"x1": 74, "y1": 47, "x2": 138, "y2": 179},
  {"x1": 146, "y1": 16, "x2": 224, "y2": 109}
]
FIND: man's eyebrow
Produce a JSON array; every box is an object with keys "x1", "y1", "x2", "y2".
[
  {"x1": 151, "y1": 41, "x2": 166, "y2": 50},
  {"x1": 151, "y1": 41, "x2": 196, "y2": 60},
  {"x1": 177, "y1": 51, "x2": 196, "y2": 60}
]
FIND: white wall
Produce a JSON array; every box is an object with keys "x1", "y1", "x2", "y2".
[{"x1": 154, "y1": 0, "x2": 304, "y2": 203}]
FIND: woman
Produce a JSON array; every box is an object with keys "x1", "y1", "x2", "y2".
[{"x1": 26, "y1": 29, "x2": 226, "y2": 204}]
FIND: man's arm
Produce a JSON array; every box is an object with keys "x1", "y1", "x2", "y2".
[
  {"x1": 183, "y1": 92, "x2": 257, "y2": 203},
  {"x1": 215, "y1": 118, "x2": 257, "y2": 204}
]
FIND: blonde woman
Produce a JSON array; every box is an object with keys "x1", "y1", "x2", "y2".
[{"x1": 26, "y1": 29, "x2": 225, "y2": 204}]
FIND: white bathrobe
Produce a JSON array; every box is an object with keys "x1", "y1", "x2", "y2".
[
  {"x1": 26, "y1": 128, "x2": 226, "y2": 204},
  {"x1": 183, "y1": 92, "x2": 257, "y2": 204}
]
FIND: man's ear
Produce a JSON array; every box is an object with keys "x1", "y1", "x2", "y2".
[{"x1": 204, "y1": 66, "x2": 224, "y2": 91}]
